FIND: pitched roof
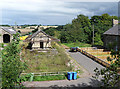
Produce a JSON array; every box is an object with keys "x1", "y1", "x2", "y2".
[
  {"x1": 29, "y1": 30, "x2": 60, "y2": 42},
  {"x1": 103, "y1": 25, "x2": 120, "y2": 36},
  {"x1": 0, "y1": 27, "x2": 16, "y2": 34}
]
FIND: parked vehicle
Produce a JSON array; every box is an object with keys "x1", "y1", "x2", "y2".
[{"x1": 69, "y1": 47, "x2": 79, "y2": 52}]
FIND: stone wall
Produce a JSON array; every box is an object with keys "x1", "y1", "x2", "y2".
[
  {"x1": 104, "y1": 35, "x2": 120, "y2": 50},
  {"x1": 0, "y1": 28, "x2": 13, "y2": 43},
  {"x1": 31, "y1": 31, "x2": 52, "y2": 49}
]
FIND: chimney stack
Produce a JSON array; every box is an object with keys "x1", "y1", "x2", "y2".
[{"x1": 113, "y1": 19, "x2": 118, "y2": 27}]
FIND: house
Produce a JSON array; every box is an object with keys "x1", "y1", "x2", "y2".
[
  {"x1": 25, "y1": 29, "x2": 60, "y2": 49},
  {"x1": 0, "y1": 27, "x2": 16, "y2": 43},
  {"x1": 103, "y1": 23, "x2": 120, "y2": 51}
]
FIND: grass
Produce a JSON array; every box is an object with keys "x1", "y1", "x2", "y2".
[
  {"x1": 63, "y1": 42, "x2": 92, "y2": 48},
  {"x1": 94, "y1": 54, "x2": 111, "y2": 56},
  {"x1": 22, "y1": 42, "x2": 72, "y2": 73},
  {"x1": 33, "y1": 75, "x2": 66, "y2": 81}
]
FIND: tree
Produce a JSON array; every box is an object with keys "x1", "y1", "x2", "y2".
[
  {"x1": 93, "y1": 49, "x2": 120, "y2": 88},
  {"x1": 94, "y1": 33, "x2": 103, "y2": 46},
  {"x1": 2, "y1": 33, "x2": 25, "y2": 88}
]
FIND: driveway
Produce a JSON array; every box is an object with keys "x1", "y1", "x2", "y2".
[{"x1": 67, "y1": 50, "x2": 104, "y2": 75}]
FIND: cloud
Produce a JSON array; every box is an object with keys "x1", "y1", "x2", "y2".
[{"x1": 0, "y1": 0, "x2": 118, "y2": 25}]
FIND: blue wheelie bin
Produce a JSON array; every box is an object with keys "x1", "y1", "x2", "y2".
[
  {"x1": 72, "y1": 72, "x2": 77, "y2": 80},
  {"x1": 67, "y1": 72, "x2": 72, "y2": 80}
]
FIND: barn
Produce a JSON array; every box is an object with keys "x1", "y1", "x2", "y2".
[
  {"x1": 103, "y1": 24, "x2": 120, "y2": 51},
  {"x1": 25, "y1": 29, "x2": 60, "y2": 49},
  {"x1": 0, "y1": 27, "x2": 16, "y2": 43}
]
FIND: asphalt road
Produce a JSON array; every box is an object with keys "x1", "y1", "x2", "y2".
[{"x1": 67, "y1": 50, "x2": 104, "y2": 75}]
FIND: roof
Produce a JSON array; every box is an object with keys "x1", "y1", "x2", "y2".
[
  {"x1": 0, "y1": 27, "x2": 16, "y2": 34},
  {"x1": 27, "y1": 30, "x2": 60, "y2": 42},
  {"x1": 103, "y1": 25, "x2": 120, "y2": 36}
]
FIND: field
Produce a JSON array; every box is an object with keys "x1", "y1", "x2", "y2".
[
  {"x1": 16, "y1": 28, "x2": 34, "y2": 35},
  {"x1": 63, "y1": 42, "x2": 92, "y2": 48},
  {"x1": 21, "y1": 42, "x2": 72, "y2": 73}
]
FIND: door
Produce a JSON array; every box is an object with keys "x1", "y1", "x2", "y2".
[{"x1": 40, "y1": 42, "x2": 43, "y2": 48}]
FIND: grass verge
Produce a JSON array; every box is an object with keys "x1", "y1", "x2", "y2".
[
  {"x1": 63, "y1": 42, "x2": 92, "y2": 48},
  {"x1": 33, "y1": 75, "x2": 66, "y2": 81}
]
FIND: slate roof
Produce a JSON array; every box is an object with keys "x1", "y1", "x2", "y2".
[
  {"x1": 0, "y1": 27, "x2": 16, "y2": 34},
  {"x1": 28, "y1": 30, "x2": 60, "y2": 42},
  {"x1": 103, "y1": 25, "x2": 120, "y2": 36}
]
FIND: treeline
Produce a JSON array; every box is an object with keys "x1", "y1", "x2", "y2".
[{"x1": 43, "y1": 13, "x2": 118, "y2": 46}]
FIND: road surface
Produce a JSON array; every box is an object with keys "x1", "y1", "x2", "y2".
[{"x1": 67, "y1": 50, "x2": 104, "y2": 74}]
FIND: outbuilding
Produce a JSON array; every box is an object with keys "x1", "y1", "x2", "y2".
[
  {"x1": 0, "y1": 27, "x2": 16, "y2": 43},
  {"x1": 25, "y1": 29, "x2": 60, "y2": 49},
  {"x1": 103, "y1": 24, "x2": 120, "y2": 51}
]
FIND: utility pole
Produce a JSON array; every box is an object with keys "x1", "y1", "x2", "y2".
[
  {"x1": 15, "y1": 22, "x2": 17, "y2": 29},
  {"x1": 93, "y1": 24, "x2": 94, "y2": 45}
]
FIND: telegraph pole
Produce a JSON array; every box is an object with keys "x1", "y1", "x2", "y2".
[{"x1": 93, "y1": 24, "x2": 94, "y2": 45}]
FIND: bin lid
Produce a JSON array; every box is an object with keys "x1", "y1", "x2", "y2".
[
  {"x1": 67, "y1": 72, "x2": 72, "y2": 74},
  {"x1": 72, "y1": 72, "x2": 77, "y2": 74}
]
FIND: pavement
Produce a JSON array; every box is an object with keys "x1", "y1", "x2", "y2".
[{"x1": 23, "y1": 50, "x2": 104, "y2": 87}]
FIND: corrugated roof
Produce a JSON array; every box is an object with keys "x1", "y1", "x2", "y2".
[
  {"x1": 103, "y1": 25, "x2": 120, "y2": 36},
  {"x1": 0, "y1": 27, "x2": 16, "y2": 34}
]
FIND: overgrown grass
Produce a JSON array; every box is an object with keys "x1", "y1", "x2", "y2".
[
  {"x1": 22, "y1": 42, "x2": 72, "y2": 73},
  {"x1": 33, "y1": 75, "x2": 66, "y2": 81},
  {"x1": 63, "y1": 42, "x2": 92, "y2": 48}
]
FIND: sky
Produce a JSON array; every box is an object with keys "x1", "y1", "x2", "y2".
[{"x1": 0, "y1": 0, "x2": 119, "y2": 25}]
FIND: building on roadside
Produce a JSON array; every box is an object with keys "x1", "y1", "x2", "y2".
[
  {"x1": 0, "y1": 27, "x2": 16, "y2": 43},
  {"x1": 103, "y1": 19, "x2": 120, "y2": 51}
]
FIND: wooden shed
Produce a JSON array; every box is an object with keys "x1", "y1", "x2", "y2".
[{"x1": 25, "y1": 30, "x2": 60, "y2": 49}]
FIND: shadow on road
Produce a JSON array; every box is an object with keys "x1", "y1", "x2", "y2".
[{"x1": 49, "y1": 78, "x2": 101, "y2": 89}]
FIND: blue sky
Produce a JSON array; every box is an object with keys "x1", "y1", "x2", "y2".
[{"x1": 0, "y1": 0, "x2": 119, "y2": 25}]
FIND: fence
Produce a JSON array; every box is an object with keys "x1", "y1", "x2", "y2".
[
  {"x1": 78, "y1": 48, "x2": 120, "y2": 73},
  {"x1": 21, "y1": 71, "x2": 68, "y2": 76},
  {"x1": 78, "y1": 48, "x2": 110, "y2": 67}
]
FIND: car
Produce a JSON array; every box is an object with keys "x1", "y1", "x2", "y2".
[{"x1": 69, "y1": 47, "x2": 79, "y2": 52}]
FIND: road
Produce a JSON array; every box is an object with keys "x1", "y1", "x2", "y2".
[
  {"x1": 23, "y1": 50, "x2": 104, "y2": 87},
  {"x1": 67, "y1": 50, "x2": 104, "y2": 74}
]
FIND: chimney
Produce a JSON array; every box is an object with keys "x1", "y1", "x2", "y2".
[{"x1": 113, "y1": 19, "x2": 118, "y2": 27}]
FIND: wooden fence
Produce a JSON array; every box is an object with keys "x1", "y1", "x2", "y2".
[
  {"x1": 78, "y1": 48, "x2": 111, "y2": 67},
  {"x1": 78, "y1": 48, "x2": 120, "y2": 73},
  {"x1": 21, "y1": 71, "x2": 68, "y2": 76}
]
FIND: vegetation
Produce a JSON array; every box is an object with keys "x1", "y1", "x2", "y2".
[
  {"x1": 2, "y1": 33, "x2": 26, "y2": 88},
  {"x1": 33, "y1": 75, "x2": 66, "y2": 81},
  {"x1": 93, "y1": 49, "x2": 120, "y2": 88},
  {"x1": 43, "y1": 13, "x2": 118, "y2": 47},
  {"x1": 62, "y1": 42, "x2": 92, "y2": 48},
  {"x1": 22, "y1": 42, "x2": 72, "y2": 73}
]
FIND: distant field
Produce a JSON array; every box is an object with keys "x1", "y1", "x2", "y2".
[
  {"x1": 16, "y1": 28, "x2": 34, "y2": 35},
  {"x1": 62, "y1": 42, "x2": 92, "y2": 48}
]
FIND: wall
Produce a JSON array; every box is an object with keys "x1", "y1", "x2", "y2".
[
  {"x1": 0, "y1": 28, "x2": 13, "y2": 43},
  {"x1": 104, "y1": 35, "x2": 120, "y2": 51},
  {"x1": 31, "y1": 32, "x2": 52, "y2": 49}
]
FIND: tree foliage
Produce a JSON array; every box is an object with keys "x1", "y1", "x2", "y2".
[
  {"x1": 2, "y1": 33, "x2": 26, "y2": 88},
  {"x1": 93, "y1": 49, "x2": 120, "y2": 88},
  {"x1": 44, "y1": 13, "x2": 118, "y2": 46}
]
